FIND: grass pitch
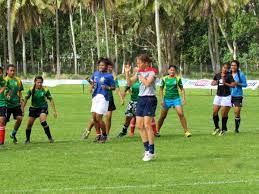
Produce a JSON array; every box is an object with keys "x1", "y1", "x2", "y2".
[{"x1": 0, "y1": 85, "x2": 258, "y2": 193}]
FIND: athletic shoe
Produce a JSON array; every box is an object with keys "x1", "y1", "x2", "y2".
[
  {"x1": 49, "y1": 138, "x2": 54, "y2": 143},
  {"x1": 99, "y1": 135, "x2": 107, "y2": 143},
  {"x1": 218, "y1": 130, "x2": 227, "y2": 136},
  {"x1": 184, "y1": 131, "x2": 192, "y2": 138},
  {"x1": 10, "y1": 134, "x2": 18, "y2": 144},
  {"x1": 117, "y1": 132, "x2": 127, "y2": 138},
  {"x1": 93, "y1": 135, "x2": 101, "y2": 143},
  {"x1": 235, "y1": 129, "x2": 239, "y2": 133},
  {"x1": 142, "y1": 152, "x2": 155, "y2": 162},
  {"x1": 25, "y1": 140, "x2": 30, "y2": 144},
  {"x1": 154, "y1": 132, "x2": 161, "y2": 137},
  {"x1": 212, "y1": 128, "x2": 220, "y2": 135},
  {"x1": 82, "y1": 129, "x2": 91, "y2": 139}
]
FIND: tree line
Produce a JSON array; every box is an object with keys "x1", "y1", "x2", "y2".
[{"x1": 0, "y1": 0, "x2": 258, "y2": 77}]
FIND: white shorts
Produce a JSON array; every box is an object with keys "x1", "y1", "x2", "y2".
[
  {"x1": 91, "y1": 94, "x2": 109, "y2": 115},
  {"x1": 213, "y1": 95, "x2": 232, "y2": 107}
]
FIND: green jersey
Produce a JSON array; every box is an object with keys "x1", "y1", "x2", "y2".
[
  {"x1": 160, "y1": 76, "x2": 183, "y2": 100},
  {"x1": 5, "y1": 76, "x2": 24, "y2": 108},
  {"x1": 0, "y1": 76, "x2": 7, "y2": 107},
  {"x1": 130, "y1": 80, "x2": 140, "y2": 101},
  {"x1": 25, "y1": 87, "x2": 52, "y2": 108}
]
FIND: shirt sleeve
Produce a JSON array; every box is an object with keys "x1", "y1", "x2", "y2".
[
  {"x1": 18, "y1": 79, "x2": 24, "y2": 91},
  {"x1": 177, "y1": 78, "x2": 183, "y2": 89},
  {"x1": 45, "y1": 88, "x2": 53, "y2": 100},
  {"x1": 241, "y1": 73, "x2": 247, "y2": 87},
  {"x1": 25, "y1": 89, "x2": 32, "y2": 100},
  {"x1": 160, "y1": 78, "x2": 165, "y2": 88},
  {"x1": 213, "y1": 74, "x2": 218, "y2": 81}
]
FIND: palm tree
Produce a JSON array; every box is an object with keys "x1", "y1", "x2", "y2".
[
  {"x1": 60, "y1": 0, "x2": 79, "y2": 75},
  {"x1": 7, "y1": 0, "x2": 15, "y2": 64}
]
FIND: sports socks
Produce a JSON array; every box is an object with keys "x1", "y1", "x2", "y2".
[
  {"x1": 222, "y1": 117, "x2": 228, "y2": 131},
  {"x1": 235, "y1": 117, "x2": 241, "y2": 132},
  {"x1": 26, "y1": 129, "x2": 32, "y2": 141},
  {"x1": 213, "y1": 115, "x2": 219, "y2": 129},
  {"x1": 143, "y1": 141, "x2": 149, "y2": 152},
  {"x1": 41, "y1": 121, "x2": 52, "y2": 139},
  {"x1": 0, "y1": 126, "x2": 5, "y2": 144}
]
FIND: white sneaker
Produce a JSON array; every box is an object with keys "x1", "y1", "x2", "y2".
[
  {"x1": 142, "y1": 152, "x2": 155, "y2": 162},
  {"x1": 82, "y1": 129, "x2": 91, "y2": 139}
]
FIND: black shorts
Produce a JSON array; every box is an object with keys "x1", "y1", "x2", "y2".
[
  {"x1": 6, "y1": 106, "x2": 23, "y2": 122},
  {"x1": 0, "y1": 107, "x2": 7, "y2": 117},
  {"x1": 29, "y1": 107, "x2": 48, "y2": 118},
  {"x1": 231, "y1": 96, "x2": 243, "y2": 107},
  {"x1": 108, "y1": 97, "x2": 116, "y2": 112},
  {"x1": 136, "y1": 96, "x2": 157, "y2": 117}
]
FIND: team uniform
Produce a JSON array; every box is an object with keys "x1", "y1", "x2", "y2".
[
  {"x1": 160, "y1": 76, "x2": 183, "y2": 109},
  {"x1": 25, "y1": 87, "x2": 52, "y2": 118},
  {"x1": 0, "y1": 76, "x2": 7, "y2": 145},
  {"x1": 231, "y1": 71, "x2": 247, "y2": 107},
  {"x1": 107, "y1": 79, "x2": 119, "y2": 112},
  {"x1": 136, "y1": 68, "x2": 157, "y2": 117},
  {"x1": 213, "y1": 73, "x2": 235, "y2": 107},
  {"x1": 5, "y1": 76, "x2": 23, "y2": 122},
  {"x1": 90, "y1": 71, "x2": 115, "y2": 115}
]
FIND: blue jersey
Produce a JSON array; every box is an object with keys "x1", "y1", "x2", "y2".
[
  {"x1": 91, "y1": 71, "x2": 115, "y2": 101},
  {"x1": 231, "y1": 71, "x2": 247, "y2": 97}
]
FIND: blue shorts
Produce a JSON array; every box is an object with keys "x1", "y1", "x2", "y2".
[
  {"x1": 163, "y1": 98, "x2": 182, "y2": 109},
  {"x1": 136, "y1": 96, "x2": 157, "y2": 117}
]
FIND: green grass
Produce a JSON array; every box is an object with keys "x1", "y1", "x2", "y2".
[{"x1": 0, "y1": 85, "x2": 258, "y2": 193}]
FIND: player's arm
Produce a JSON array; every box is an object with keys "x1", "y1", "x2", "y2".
[
  {"x1": 22, "y1": 90, "x2": 31, "y2": 112},
  {"x1": 211, "y1": 75, "x2": 218, "y2": 86},
  {"x1": 125, "y1": 65, "x2": 137, "y2": 86},
  {"x1": 139, "y1": 74, "x2": 155, "y2": 87},
  {"x1": 46, "y1": 89, "x2": 57, "y2": 118},
  {"x1": 224, "y1": 75, "x2": 237, "y2": 87},
  {"x1": 178, "y1": 79, "x2": 186, "y2": 105},
  {"x1": 238, "y1": 74, "x2": 247, "y2": 88},
  {"x1": 160, "y1": 79, "x2": 165, "y2": 106}
]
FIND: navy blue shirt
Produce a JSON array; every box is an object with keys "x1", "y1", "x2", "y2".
[{"x1": 91, "y1": 71, "x2": 115, "y2": 101}]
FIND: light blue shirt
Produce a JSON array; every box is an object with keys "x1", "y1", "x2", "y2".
[{"x1": 231, "y1": 71, "x2": 247, "y2": 97}]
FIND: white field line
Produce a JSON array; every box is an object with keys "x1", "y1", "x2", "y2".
[{"x1": 1, "y1": 179, "x2": 259, "y2": 193}]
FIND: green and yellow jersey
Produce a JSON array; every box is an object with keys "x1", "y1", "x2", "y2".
[
  {"x1": 129, "y1": 80, "x2": 140, "y2": 101},
  {"x1": 160, "y1": 75, "x2": 183, "y2": 100},
  {"x1": 5, "y1": 76, "x2": 24, "y2": 108},
  {"x1": 25, "y1": 87, "x2": 52, "y2": 108},
  {"x1": 0, "y1": 76, "x2": 7, "y2": 107}
]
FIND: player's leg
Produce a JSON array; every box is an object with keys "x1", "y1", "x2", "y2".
[
  {"x1": 130, "y1": 117, "x2": 136, "y2": 136},
  {"x1": 219, "y1": 106, "x2": 231, "y2": 136},
  {"x1": 117, "y1": 115, "x2": 132, "y2": 138},
  {"x1": 105, "y1": 111, "x2": 112, "y2": 135},
  {"x1": 25, "y1": 117, "x2": 36, "y2": 143},
  {"x1": 82, "y1": 120, "x2": 95, "y2": 139},
  {"x1": 0, "y1": 109, "x2": 6, "y2": 146},
  {"x1": 212, "y1": 104, "x2": 221, "y2": 135},
  {"x1": 39, "y1": 113, "x2": 54, "y2": 143},
  {"x1": 175, "y1": 106, "x2": 191, "y2": 137},
  {"x1": 152, "y1": 117, "x2": 159, "y2": 137},
  {"x1": 157, "y1": 108, "x2": 169, "y2": 133},
  {"x1": 234, "y1": 106, "x2": 241, "y2": 133},
  {"x1": 10, "y1": 107, "x2": 23, "y2": 144},
  {"x1": 95, "y1": 113, "x2": 107, "y2": 143},
  {"x1": 92, "y1": 112, "x2": 101, "y2": 142},
  {"x1": 136, "y1": 116, "x2": 149, "y2": 154}
]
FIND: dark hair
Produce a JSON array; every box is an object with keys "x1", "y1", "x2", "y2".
[
  {"x1": 231, "y1": 60, "x2": 241, "y2": 83},
  {"x1": 6, "y1": 64, "x2": 15, "y2": 70},
  {"x1": 168, "y1": 65, "x2": 178, "y2": 71},
  {"x1": 137, "y1": 54, "x2": 152, "y2": 64},
  {"x1": 32, "y1": 76, "x2": 44, "y2": 101},
  {"x1": 97, "y1": 57, "x2": 113, "y2": 67},
  {"x1": 222, "y1": 62, "x2": 230, "y2": 67}
]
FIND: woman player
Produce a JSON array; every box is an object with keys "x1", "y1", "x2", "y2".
[
  {"x1": 230, "y1": 60, "x2": 247, "y2": 133},
  {"x1": 157, "y1": 65, "x2": 192, "y2": 137},
  {"x1": 0, "y1": 66, "x2": 7, "y2": 147},
  {"x1": 23, "y1": 76, "x2": 57, "y2": 143},
  {"x1": 125, "y1": 54, "x2": 157, "y2": 162},
  {"x1": 5, "y1": 64, "x2": 24, "y2": 144},
  {"x1": 212, "y1": 63, "x2": 236, "y2": 136}
]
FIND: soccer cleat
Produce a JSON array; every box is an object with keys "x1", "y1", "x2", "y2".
[
  {"x1": 154, "y1": 132, "x2": 161, "y2": 137},
  {"x1": 212, "y1": 128, "x2": 220, "y2": 136},
  {"x1": 25, "y1": 140, "x2": 30, "y2": 144},
  {"x1": 82, "y1": 129, "x2": 91, "y2": 139},
  {"x1": 99, "y1": 135, "x2": 107, "y2": 143},
  {"x1": 93, "y1": 135, "x2": 101, "y2": 143},
  {"x1": 218, "y1": 130, "x2": 227, "y2": 136},
  {"x1": 142, "y1": 152, "x2": 155, "y2": 162},
  {"x1": 184, "y1": 131, "x2": 192, "y2": 138},
  {"x1": 10, "y1": 134, "x2": 18, "y2": 144},
  {"x1": 49, "y1": 138, "x2": 54, "y2": 143},
  {"x1": 117, "y1": 132, "x2": 127, "y2": 138},
  {"x1": 235, "y1": 129, "x2": 239, "y2": 133}
]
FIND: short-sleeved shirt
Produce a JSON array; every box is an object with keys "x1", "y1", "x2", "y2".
[
  {"x1": 160, "y1": 76, "x2": 183, "y2": 100},
  {"x1": 91, "y1": 71, "x2": 115, "y2": 101},
  {"x1": 0, "y1": 76, "x2": 7, "y2": 107},
  {"x1": 138, "y1": 68, "x2": 156, "y2": 96},
  {"x1": 213, "y1": 73, "x2": 235, "y2": 97},
  {"x1": 126, "y1": 80, "x2": 140, "y2": 101},
  {"x1": 25, "y1": 87, "x2": 52, "y2": 108},
  {"x1": 5, "y1": 76, "x2": 24, "y2": 108}
]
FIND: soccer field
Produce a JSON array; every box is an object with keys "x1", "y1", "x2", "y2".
[{"x1": 0, "y1": 85, "x2": 258, "y2": 193}]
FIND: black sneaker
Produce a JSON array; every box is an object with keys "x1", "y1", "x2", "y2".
[
  {"x1": 235, "y1": 129, "x2": 239, "y2": 133},
  {"x1": 99, "y1": 135, "x2": 107, "y2": 143},
  {"x1": 25, "y1": 140, "x2": 30, "y2": 144},
  {"x1": 93, "y1": 135, "x2": 101, "y2": 143},
  {"x1": 10, "y1": 134, "x2": 18, "y2": 144},
  {"x1": 117, "y1": 132, "x2": 127, "y2": 138}
]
